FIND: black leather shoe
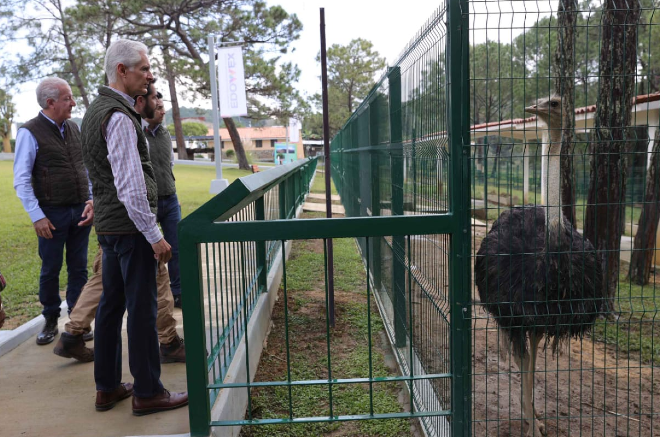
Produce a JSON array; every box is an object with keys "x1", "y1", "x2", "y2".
[
  {"x1": 173, "y1": 295, "x2": 182, "y2": 309},
  {"x1": 83, "y1": 330, "x2": 94, "y2": 342},
  {"x1": 36, "y1": 316, "x2": 58, "y2": 345}
]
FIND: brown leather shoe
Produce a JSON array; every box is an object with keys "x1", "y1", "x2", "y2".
[
  {"x1": 96, "y1": 383, "x2": 134, "y2": 411},
  {"x1": 132, "y1": 389, "x2": 188, "y2": 416},
  {"x1": 160, "y1": 335, "x2": 186, "y2": 364},
  {"x1": 53, "y1": 332, "x2": 94, "y2": 362}
]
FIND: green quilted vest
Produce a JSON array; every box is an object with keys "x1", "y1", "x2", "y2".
[
  {"x1": 81, "y1": 86, "x2": 158, "y2": 234},
  {"x1": 146, "y1": 124, "x2": 177, "y2": 197}
]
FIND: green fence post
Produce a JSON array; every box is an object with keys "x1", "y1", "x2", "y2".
[
  {"x1": 447, "y1": 0, "x2": 472, "y2": 434},
  {"x1": 389, "y1": 66, "x2": 407, "y2": 348},
  {"x1": 412, "y1": 128, "x2": 417, "y2": 213},
  {"x1": 179, "y1": 231, "x2": 211, "y2": 437},
  {"x1": 369, "y1": 94, "x2": 382, "y2": 292},
  {"x1": 255, "y1": 197, "x2": 267, "y2": 293},
  {"x1": 280, "y1": 176, "x2": 287, "y2": 220}
]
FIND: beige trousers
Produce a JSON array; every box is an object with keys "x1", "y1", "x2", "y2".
[{"x1": 66, "y1": 247, "x2": 179, "y2": 344}]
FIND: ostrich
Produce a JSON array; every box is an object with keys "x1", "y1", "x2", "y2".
[{"x1": 474, "y1": 95, "x2": 604, "y2": 437}]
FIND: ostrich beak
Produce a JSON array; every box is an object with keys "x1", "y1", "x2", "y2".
[{"x1": 525, "y1": 105, "x2": 539, "y2": 115}]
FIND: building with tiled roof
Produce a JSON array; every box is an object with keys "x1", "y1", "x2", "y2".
[
  {"x1": 470, "y1": 92, "x2": 660, "y2": 146},
  {"x1": 208, "y1": 126, "x2": 304, "y2": 160}
]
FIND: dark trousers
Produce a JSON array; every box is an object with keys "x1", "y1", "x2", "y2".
[
  {"x1": 95, "y1": 233, "x2": 163, "y2": 398},
  {"x1": 38, "y1": 203, "x2": 91, "y2": 318},
  {"x1": 157, "y1": 193, "x2": 181, "y2": 296}
]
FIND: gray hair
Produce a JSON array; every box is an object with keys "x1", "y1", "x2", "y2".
[
  {"x1": 36, "y1": 77, "x2": 69, "y2": 109},
  {"x1": 104, "y1": 39, "x2": 149, "y2": 84}
]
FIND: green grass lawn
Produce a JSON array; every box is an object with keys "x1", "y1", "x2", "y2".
[
  {"x1": 310, "y1": 171, "x2": 338, "y2": 195},
  {"x1": 0, "y1": 161, "x2": 251, "y2": 328},
  {"x1": 592, "y1": 279, "x2": 660, "y2": 364}
]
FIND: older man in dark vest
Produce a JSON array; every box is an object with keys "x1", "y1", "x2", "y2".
[
  {"x1": 13, "y1": 77, "x2": 94, "y2": 345},
  {"x1": 81, "y1": 39, "x2": 187, "y2": 415}
]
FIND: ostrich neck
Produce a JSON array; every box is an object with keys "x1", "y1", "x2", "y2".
[{"x1": 543, "y1": 127, "x2": 563, "y2": 230}]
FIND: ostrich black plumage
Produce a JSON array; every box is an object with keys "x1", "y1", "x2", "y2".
[{"x1": 474, "y1": 96, "x2": 604, "y2": 437}]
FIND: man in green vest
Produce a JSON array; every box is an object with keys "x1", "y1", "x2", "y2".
[
  {"x1": 52, "y1": 81, "x2": 185, "y2": 365},
  {"x1": 143, "y1": 86, "x2": 183, "y2": 309},
  {"x1": 13, "y1": 77, "x2": 94, "y2": 345},
  {"x1": 81, "y1": 39, "x2": 187, "y2": 415}
]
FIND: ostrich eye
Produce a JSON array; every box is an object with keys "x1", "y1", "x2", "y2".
[{"x1": 550, "y1": 101, "x2": 559, "y2": 107}]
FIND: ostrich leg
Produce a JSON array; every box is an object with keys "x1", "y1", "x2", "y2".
[
  {"x1": 513, "y1": 335, "x2": 545, "y2": 437},
  {"x1": 528, "y1": 333, "x2": 546, "y2": 436}
]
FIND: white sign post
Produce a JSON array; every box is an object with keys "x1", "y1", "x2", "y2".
[
  {"x1": 208, "y1": 36, "x2": 229, "y2": 194},
  {"x1": 209, "y1": 42, "x2": 250, "y2": 194}
]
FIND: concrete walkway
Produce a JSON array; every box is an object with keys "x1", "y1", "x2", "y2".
[{"x1": 0, "y1": 308, "x2": 190, "y2": 437}]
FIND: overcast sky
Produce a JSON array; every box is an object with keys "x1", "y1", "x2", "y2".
[
  {"x1": 11, "y1": 0, "x2": 552, "y2": 123},
  {"x1": 10, "y1": 1, "x2": 444, "y2": 122}
]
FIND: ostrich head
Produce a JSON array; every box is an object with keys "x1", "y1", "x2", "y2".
[{"x1": 525, "y1": 95, "x2": 563, "y2": 131}]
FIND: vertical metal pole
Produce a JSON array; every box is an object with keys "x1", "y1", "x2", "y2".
[
  {"x1": 255, "y1": 197, "x2": 267, "y2": 293},
  {"x1": 448, "y1": 0, "x2": 471, "y2": 434},
  {"x1": 209, "y1": 36, "x2": 222, "y2": 181},
  {"x1": 369, "y1": 97, "x2": 382, "y2": 292},
  {"x1": 279, "y1": 177, "x2": 286, "y2": 220},
  {"x1": 208, "y1": 36, "x2": 228, "y2": 194},
  {"x1": 180, "y1": 232, "x2": 211, "y2": 436},
  {"x1": 320, "y1": 7, "x2": 335, "y2": 327},
  {"x1": 389, "y1": 66, "x2": 406, "y2": 348}
]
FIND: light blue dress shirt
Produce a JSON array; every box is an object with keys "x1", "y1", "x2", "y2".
[{"x1": 13, "y1": 112, "x2": 92, "y2": 223}]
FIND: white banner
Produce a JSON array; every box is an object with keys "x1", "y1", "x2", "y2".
[
  {"x1": 288, "y1": 118, "x2": 301, "y2": 143},
  {"x1": 217, "y1": 46, "x2": 248, "y2": 118}
]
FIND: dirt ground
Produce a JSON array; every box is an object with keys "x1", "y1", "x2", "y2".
[{"x1": 470, "y1": 226, "x2": 660, "y2": 437}]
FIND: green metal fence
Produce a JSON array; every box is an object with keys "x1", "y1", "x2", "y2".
[
  {"x1": 467, "y1": 1, "x2": 660, "y2": 436},
  {"x1": 180, "y1": 158, "x2": 317, "y2": 436},
  {"x1": 331, "y1": 1, "x2": 660, "y2": 436},
  {"x1": 181, "y1": 0, "x2": 659, "y2": 436},
  {"x1": 329, "y1": 3, "x2": 471, "y2": 436}
]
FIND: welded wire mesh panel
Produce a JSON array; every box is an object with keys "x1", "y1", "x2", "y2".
[
  {"x1": 328, "y1": 7, "x2": 458, "y2": 436},
  {"x1": 201, "y1": 205, "x2": 260, "y2": 402},
  {"x1": 330, "y1": 8, "x2": 450, "y2": 220},
  {"x1": 228, "y1": 234, "x2": 452, "y2": 434},
  {"x1": 264, "y1": 184, "x2": 282, "y2": 271},
  {"x1": 469, "y1": 1, "x2": 660, "y2": 436}
]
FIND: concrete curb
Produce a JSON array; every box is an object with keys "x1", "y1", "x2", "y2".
[{"x1": 0, "y1": 301, "x2": 67, "y2": 358}]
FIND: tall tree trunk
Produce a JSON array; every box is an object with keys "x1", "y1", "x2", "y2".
[
  {"x1": 2, "y1": 136, "x2": 10, "y2": 153},
  {"x1": 224, "y1": 117, "x2": 249, "y2": 170},
  {"x1": 553, "y1": 0, "x2": 577, "y2": 227},
  {"x1": 161, "y1": 39, "x2": 189, "y2": 160},
  {"x1": 628, "y1": 127, "x2": 660, "y2": 284},
  {"x1": 584, "y1": 0, "x2": 640, "y2": 315}
]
